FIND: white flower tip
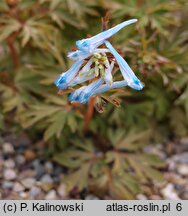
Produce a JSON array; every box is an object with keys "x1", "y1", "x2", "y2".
[{"x1": 133, "y1": 18, "x2": 138, "y2": 22}]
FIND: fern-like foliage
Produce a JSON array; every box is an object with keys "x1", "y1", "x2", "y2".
[{"x1": 54, "y1": 129, "x2": 165, "y2": 199}]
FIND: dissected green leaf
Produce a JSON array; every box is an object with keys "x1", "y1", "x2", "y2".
[
  {"x1": 64, "y1": 163, "x2": 91, "y2": 191},
  {"x1": 0, "y1": 18, "x2": 21, "y2": 42},
  {"x1": 44, "y1": 111, "x2": 67, "y2": 140}
]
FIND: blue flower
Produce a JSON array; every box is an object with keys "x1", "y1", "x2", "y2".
[
  {"x1": 76, "y1": 19, "x2": 137, "y2": 52},
  {"x1": 69, "y1": 79, "x2": 104, "y2": 104},
  {"x1": 54, "y1": 60, "x2": 84, "y2": 90},
  {"x1": 55, "y1": 18, "x2": 144, "y2": 104},
  {"x1": 105, "y1": 40, "x2": 144, "y2": 90},
  {"x1": 69, "y1": 80, "x2": 128, "y2": 104}
]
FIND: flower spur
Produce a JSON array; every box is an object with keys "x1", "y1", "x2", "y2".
[{"x1": 75, "y1": 19, "x2": 138, "y2": 53}]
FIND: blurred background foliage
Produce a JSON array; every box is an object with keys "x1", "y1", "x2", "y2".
[{"x1": 0, "y1": 0, "x2": 188, "y2": 199}]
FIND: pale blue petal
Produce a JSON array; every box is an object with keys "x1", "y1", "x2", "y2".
[
  {"x1": 54, "y1": 60, "x2": 84, "y2": 90},
  {"x1": 67, "y1": 48, "x2": 110, "y2": 61},
  {"x1": 67, "y1": 50, "x2": 90, "y2": 61},
  {"x1": 69, "y1": 86, "x2": 86, "y2": 102},
  {"x1": 68, "y1": 58, "x2": 94, "y2": 86},
  {"x1": 91, "y1": 80, "x2": 128, "y2": 96},
  {"x1": 79, "y1": 58, "x2": 93, "y2": 76},
  {"x1": 104, "y1": 59, "x2": 114, "y2": 86},
  {"x1": 105, "y1": 40, "x2": 144, "y2": 90},
  {"x1": 69, "y1": 80, "x2": 128, "y2": 103},
  {"x1": 76, "y1": 19, "x2": 138, "y2": 52},
  {"x1": 78, "y1": 79, "x2": 104, "y2": 104},
  {"x1": 71, "y1": 79, "x2": 104, "y2": 104},
  {"x1": 95, "y1": 48, "x2": 110, "y2": 53},
  {"x1": 69, "y1": 74, "x2": 95, "y2": 86}
]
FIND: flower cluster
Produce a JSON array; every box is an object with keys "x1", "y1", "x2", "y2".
[{"x1": 55, "y1": 19, "x2": 144, "y2": 104}]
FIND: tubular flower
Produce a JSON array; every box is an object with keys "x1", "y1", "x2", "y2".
[
  {"x1": 67, "y1": 48, "x2": 109, "y2": 61},
  {"x1": 55, "y1": 60, "x2": 84, "y2": 90},
  {"x1": 92, "y1": 80, "x2": 128, "y2": 96},
  {"x1": 54, "y1": 19, "x2": 144, "y2": 104},
  {"x1": 105, "y1": 40, "x2": 144, "y2": 90},
  {"x1": 69, "y1": 86, "x2": 87, "y2": 102},
  {"x1": 76, "y1": 19, "x2": 137, "y2": 52},
  {"x1": 70, "y1": 79, "x2": 104, "y2": 104}
]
